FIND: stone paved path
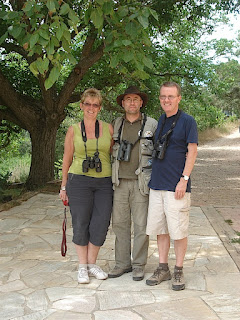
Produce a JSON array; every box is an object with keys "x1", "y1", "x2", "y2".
[{"x1": 0, "y1": 193, "x2": 240, "y2": 319}]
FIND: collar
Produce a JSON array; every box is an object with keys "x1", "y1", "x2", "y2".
[{"x1": 124, "y1": 113, "x2": 142, "y2": 124}]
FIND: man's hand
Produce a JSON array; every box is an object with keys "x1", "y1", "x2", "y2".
[{"x1": 175, "y1": 179, "x2": 188, "y2": 199}]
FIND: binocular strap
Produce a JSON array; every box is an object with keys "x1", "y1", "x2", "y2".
[{"x1": 81, "y1": 120, "x2": 100, "y2": 159}]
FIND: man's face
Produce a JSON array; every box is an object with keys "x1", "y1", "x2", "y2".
[
  {"x1": 159, "y1": 86, "x2": 181, "y2": 117},
  {"x1": 122, "y1": 94, "x2": 143, "y2": 115}
]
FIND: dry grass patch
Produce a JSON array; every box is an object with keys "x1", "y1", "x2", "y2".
[{"x1": 198, "y1": 121, "x2": 239, "y2": 145}]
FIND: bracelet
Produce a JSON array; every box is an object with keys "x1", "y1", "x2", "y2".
[{"x1": 60, "y1": 186, "x2": 66, "y2": 191}]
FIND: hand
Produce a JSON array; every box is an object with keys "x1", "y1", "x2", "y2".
[
  {"x1": 59, "y1": 189, "x2": 68, "y2": 204},
  {"x1": 175, "y1": 179, "x2": 187, "y2": 200}
]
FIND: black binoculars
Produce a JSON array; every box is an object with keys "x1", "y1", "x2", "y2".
[
  {"x1": 152, "y1": 140, "x2": 167, "y2": 160},
  {"x1": 82, "y1": 152, "x2": 102, "y2": 172},
  {"x1": 117, "y1": 140, "x2": 132, "y2": 162}
]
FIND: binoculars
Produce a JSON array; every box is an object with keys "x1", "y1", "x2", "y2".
[
  {"x1": 82, "y1": 152, "x2": 102, "y2": 172},
  {"x1": 117, "y1": 140, "x2": 132, "y2": 162},
  {"x1": 152, "y1": 140, "x2": 167, "y2": 160}
]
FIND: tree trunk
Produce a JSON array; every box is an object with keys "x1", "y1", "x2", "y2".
[{"x1": 26, "y1": 122, "x2": 59, "y2": 190}]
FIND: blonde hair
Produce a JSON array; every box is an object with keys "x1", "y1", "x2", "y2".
[
  {"x1": 160, "y1": 82, "x2": 181, "y2": 96},
  {"x1": 80, "y1": 88, "x2": 102, "y2": 105}
]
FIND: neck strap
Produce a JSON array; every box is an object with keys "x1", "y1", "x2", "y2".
[
  {"x1": 155, "y1": 110, "x2": 182, "y2": 145},
  {"x1": 117, "y1": 113, "x2": 147, "y2": 146},
  {"x1": 81, "y1": 120, "x2": 100, "y2": 158}
]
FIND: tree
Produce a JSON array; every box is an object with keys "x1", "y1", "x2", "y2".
[
  {"x1": 210, "y1": 59, "x2": 240, "y2": 117},
  {"x1": 0, "y1": 0, "x2": 238, "y2": 189}
]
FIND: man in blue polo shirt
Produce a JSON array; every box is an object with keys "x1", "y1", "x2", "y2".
[{"x1": 146, "y1": 81, "x2": 198, "y2": 290}]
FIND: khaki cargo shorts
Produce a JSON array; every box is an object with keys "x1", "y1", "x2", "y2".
[{"x1": 146, "y1": 189, "x2": 191, "y2": 240}]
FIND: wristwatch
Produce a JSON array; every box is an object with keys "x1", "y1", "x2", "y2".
[
  {"x1": 60, "y1": 186, "x2": 66, "y2": 191},
  {"x1": 181, "y1": 175, "x2": 189, "y2": 181}
]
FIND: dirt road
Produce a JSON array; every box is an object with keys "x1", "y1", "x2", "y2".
[{"x1": 191, "y1": 128, "x2": 240, "y2": 233}]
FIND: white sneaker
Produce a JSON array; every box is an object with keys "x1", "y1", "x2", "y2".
[
  {"x1": 88, "y1": 265, "x2": 108, "y2": 280},
  {"x1": 78, "y1": 267, "x2": 90, "y2": 284}
]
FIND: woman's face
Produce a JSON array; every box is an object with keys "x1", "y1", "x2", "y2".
[{"x1": 80, "y1": 96, "x2": 101, "y2": 119}]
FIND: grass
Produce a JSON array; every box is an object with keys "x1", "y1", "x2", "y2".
[
  {"x1": 225, "y1": 219, "x2": 233, "y2": 225},
  {"x1": 7, "y1": 156, "x2": 31, "y2": 183},
  {"x1": 231, "y1": 231, "x2": 240, "y2": 244},
  {"x1": 198, "y1": 120, "x2": 239, "y2": 145},
  {"x1": 0, "y1": 154, "x2": 30, "y2": 204}
]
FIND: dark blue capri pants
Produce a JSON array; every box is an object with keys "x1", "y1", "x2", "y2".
[{"x1": 66, "y1": 174, "x2": 113, "y2": 246}]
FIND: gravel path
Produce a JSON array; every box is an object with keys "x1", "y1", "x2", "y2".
[
  {"x1": 191, "y1": 128, "x2": 240, "y2": 235},
  {"x1": 191, "y1": 128, "x2": 240, "y2": 207}
]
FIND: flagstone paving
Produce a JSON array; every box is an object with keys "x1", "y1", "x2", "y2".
[{"x1": 0, "y1": 193, "x2": 239, "y2": 319}]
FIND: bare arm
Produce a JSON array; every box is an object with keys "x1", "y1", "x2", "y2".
[
  {"x1": 175, "y1": 143, "x2": 198, "y2": 200},
  {"x1": 59, "y1": 126, "x2": 74, "y2": 202}
]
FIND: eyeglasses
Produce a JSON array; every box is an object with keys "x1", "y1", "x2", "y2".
[
  {"x1": 123, "y1": 97, "x2": 142, "y2": 103},
  {"x1": 82, "y1": 102, "x2": 100, "y2": 108},
  {"x1": 159, "y1": 95, "x2": 178, "y2": 101}
]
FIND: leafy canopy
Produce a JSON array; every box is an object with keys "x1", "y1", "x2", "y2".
[{"x1": 0, "y1": 0, "x2": 159, "y2": 89}]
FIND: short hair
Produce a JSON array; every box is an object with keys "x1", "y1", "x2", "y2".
[
  {"x1": 80, "y1": 88, "x2": 103, "y2": 105},
  {"x1": 160, "y1": 82, "x2": 181, "y2": 96}
]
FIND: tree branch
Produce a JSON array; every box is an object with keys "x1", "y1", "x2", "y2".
[
  {"x1": 68, "y1": 93, "x2": 81, "y2": 103},
  {"x1": 0, "y1": 108, "x2": 27, "y2": 129},
  {"x1": 151, "y1": 71, "x2": 192, "y2": 79},
  {"x1": 0, "y1": 68, "x2": 43, "y2": 128},
  {"x1": 1, "y1": 42, "x2": 35, "y2": 64},
  {"x1": 56, "y1": 37, "x2": 105, "y2": 109},
  {"x1": 9, "y1": 0, "x2": 25, "y2": 10},
  {"x1": 81, "y1": 29, "x2": 97, "y2": 57}
]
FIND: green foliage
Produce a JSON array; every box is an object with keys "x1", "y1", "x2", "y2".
[
  {"x1": 187, "y1": 103, "x2": 225, "y2": 131},
  {"x1": 54, "y1": 159, "x2": 62, "y2": 179},
  {"x1": 209, "y1": 59, "x2": 240, "y2": 117},
  {"x1": 231, "y1": 231, "x2": 240, "y2": 244},
  {"x1": 0, "y1": 127, "x2": 31, "y2": 158},
  {"x1": 0, "y1": 169, "x2": 11, "y2": 202},
  {"x1": 0, "y1": 154, "x2": 31, "y2": 184},
  {"x1": 0, "y1": 171, "x2": 11, "y2": 197},
  {"x1": 0, "y1": 125, "x2": 31, "y2": 185},
  {"x1": 225, "y1": 219, "x2": 233, "y2": 225},
  {"x1": 1, "y1": 0, "x2": 160, "y2": 89},
  {"x1": 0, "y1": 53, "x2": 41, "y2": 98}
]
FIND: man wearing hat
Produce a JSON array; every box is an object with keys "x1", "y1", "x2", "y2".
[{"x1": 109, "y1": 86, "x2": 157, "y2": 281}]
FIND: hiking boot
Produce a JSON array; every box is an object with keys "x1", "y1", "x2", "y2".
[
  {"x1": 132, "y1": 267, "x2": 144, "y2": 281},
  {"x1": 146, "y1": 266, "x2": 171, "y2": 286},
  {"x1": 108, "y1": 266, "x2": 132, "y2": 278},
  {"x1": 88, "y1": 265, "x2": 108, "y2": 280},
  {"x1": 172, "y1": 269, "x2": 185, "y2": 291},
  {"x1": 78, "y1": 267, "x2": 90, "y2": 284}
]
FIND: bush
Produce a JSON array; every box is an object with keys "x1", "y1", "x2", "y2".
[
  {"x1": 0, "y1": 155, "x2": 31, "y2": 184},
  {"x1": 0, "y1": 171, "x2": 11, "y2": 202}
]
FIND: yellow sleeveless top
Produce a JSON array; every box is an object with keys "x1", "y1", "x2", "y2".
[{"x1": 69, "y1": 121, "x2": 112, "y2": 178}]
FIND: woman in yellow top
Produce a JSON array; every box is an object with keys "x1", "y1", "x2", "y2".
[{"x1": 59, "y1": 88, "x2": 113, "y2": 284}]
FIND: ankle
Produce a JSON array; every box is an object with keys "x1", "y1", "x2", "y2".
[
  {"x1": 174, "y1": 265, "x2": 183, "y2": 272},
  {"x1": 159, "y1": 263, "x2": 169, "y2": 271}
]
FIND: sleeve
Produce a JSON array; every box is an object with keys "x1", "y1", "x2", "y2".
[{"x1": 186, "y1": 116, "x2": 198, "y2": 144}]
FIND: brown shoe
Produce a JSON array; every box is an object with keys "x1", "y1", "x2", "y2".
[
  {"x1": 108, "y1": 266, "x2": 132, "y2": 278},
  {"x1": 132, "y1": 267, "x2": 144, "y2": 281},
  {"x1": 146, "y1": 267, "x2": 171, "y2": 286},
  {"x1": 172, "y1": 269, "x2": 185, "y2": 291}
]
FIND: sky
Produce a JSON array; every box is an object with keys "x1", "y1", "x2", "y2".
[
  {"x1": 210, "y1": 13, "x2": 239, "y2": 40},
  {"x1": 203, "y1": 13, "x2": 240, "y2": 62}
]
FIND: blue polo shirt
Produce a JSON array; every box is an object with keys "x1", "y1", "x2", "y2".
[{"x1": 149, "y1": 111, "x2": 198, "y2": 193}]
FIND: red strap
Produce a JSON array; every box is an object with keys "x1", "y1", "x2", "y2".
[{"x1": 61, "y1": 207, "x2": 67, "y2": 256}]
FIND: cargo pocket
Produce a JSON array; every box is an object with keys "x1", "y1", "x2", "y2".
[
  {"x1": 137, "y1": 156, "x2": 152, "y2": 195},
  {"x1": 141, "y1": 139, "x2": 154, "y2": 155}
]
